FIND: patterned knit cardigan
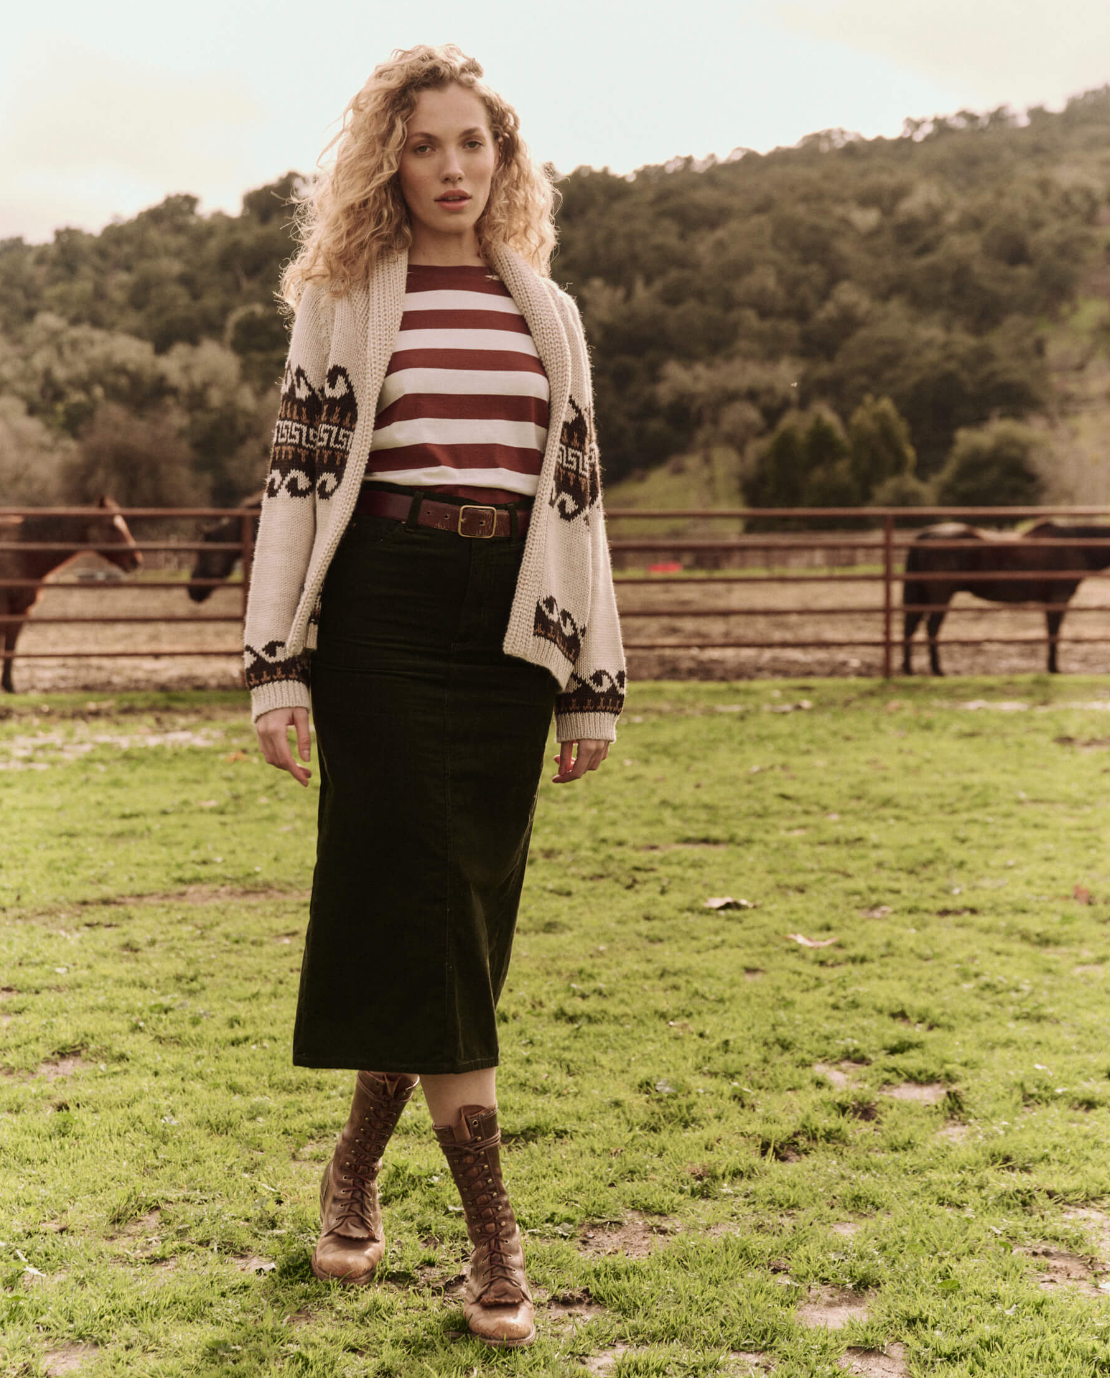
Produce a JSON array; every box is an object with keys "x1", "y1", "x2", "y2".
[{"x1": 243, "y1": 243, "x2": 626, "y2": 743}]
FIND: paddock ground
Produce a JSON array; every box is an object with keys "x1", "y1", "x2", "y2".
[{"x1": 6, "y1": 568, "x2": 1110, "y2": 691}]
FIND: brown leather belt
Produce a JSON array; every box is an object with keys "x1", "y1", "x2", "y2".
[{"x1": 354, "y1": 486, "x2": 531, "y2": 539}]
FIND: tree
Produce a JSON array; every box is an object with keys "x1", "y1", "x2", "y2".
[
  {"x1": 744, "y1": 407, "x2": 859, "y2": 516},
  {"x1": 66, "y1": 402, "x2": 206, "y2": 507},
  {"x1": 0, "y1": 396, "x2": 75, "y2": 503},
  {"x1": 932, "y1": 420, "x2": 1046, "y2": 509},
  {"x1": 847, "y1": 395, "x2": 917, "y2": 496}
]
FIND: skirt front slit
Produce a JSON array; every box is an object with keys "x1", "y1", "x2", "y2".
[{"x1": 293, "y1": 512, "x2": 555, "y2": 1074}]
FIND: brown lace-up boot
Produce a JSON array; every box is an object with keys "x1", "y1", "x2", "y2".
[
  {"x1": 434, "y1": 1104, "x2": 536, "y2": 1348},
  {"x1": 310, "y1": 1071, "x2": 417, "y2": 1285}
]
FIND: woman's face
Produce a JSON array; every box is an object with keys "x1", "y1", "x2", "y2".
[{"x1": 398, "y1": 83, "x2": 498, "y2": 263}]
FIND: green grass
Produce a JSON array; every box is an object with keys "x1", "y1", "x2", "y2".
[{"x1": 5, "y1": 679, "x2": 1110, "y2": 1375}]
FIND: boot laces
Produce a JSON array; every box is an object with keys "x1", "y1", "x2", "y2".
[
  {"x1": 457, "y1": 1151, "x2": 523, "y2": 1294},
  {"x1": 330, "y1": 1104, "x2": 394, "y2": 1233}
]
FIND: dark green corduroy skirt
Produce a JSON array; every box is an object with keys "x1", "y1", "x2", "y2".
[{"x1": 293, "y1": 508, "x2": 556, "y2": 1074}]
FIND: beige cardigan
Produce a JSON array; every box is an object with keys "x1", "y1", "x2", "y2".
[{"x1": 243, "y1": 243, "x2": 626, "y2": 742}]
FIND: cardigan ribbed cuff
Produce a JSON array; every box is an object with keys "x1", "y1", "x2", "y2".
[
  {"x1": 249, "y1": 678, "x2": 312, "y2": 725},
  {"x1": 554, "y1": 711, "x2": 618, "y2": 744}
]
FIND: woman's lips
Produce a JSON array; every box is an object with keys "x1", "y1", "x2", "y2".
[{"x1": 436, "y1": 193, "x2": 470, "y2": 206}]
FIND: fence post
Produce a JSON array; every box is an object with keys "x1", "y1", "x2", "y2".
[{"x1": 882, "y1": 512, "x2": 894, "y2": 678}]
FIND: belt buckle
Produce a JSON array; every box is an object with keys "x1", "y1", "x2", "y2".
[{"x1": 457, "y1": 504, "x2": 498, "y2": 538}]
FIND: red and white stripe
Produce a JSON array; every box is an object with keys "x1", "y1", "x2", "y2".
[{"x1": 367, "y1": 265, "x2": 550, "y2": 498}]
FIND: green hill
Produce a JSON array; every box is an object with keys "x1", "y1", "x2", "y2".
[{"x1": 3, "y1": 94, "x2": 1110, "y2": 508}]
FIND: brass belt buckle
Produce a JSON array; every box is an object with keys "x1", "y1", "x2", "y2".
[{"x1": 457, "y1": 505, "x2": 498, "y2": 538}]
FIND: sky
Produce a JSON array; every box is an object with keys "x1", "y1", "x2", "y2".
[{"x1": 2, "y1": 0, "x2": 1109, "y2": 243}]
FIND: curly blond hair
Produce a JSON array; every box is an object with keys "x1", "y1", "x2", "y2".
[{"x1": 280, "y1": 44, "x2": 557, "y2": 307}]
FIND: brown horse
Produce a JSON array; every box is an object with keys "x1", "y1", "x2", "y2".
[
  {"x1": 902, "y1": 520, "x2": 1110, "y2": 675},
  {"x1": 186, "y1": 493, "x2": 262, "y2": 603},
  {"x1": 0, "y1": 496, "x2": 142, "y2": 692}
]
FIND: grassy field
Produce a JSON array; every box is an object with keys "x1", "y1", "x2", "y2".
[{"x1": 5, "y1": 678, "x2": 1110, "y2": 1377}]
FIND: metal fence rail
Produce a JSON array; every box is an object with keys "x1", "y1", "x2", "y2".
[{"x1": 3, "y1": 503, "x2": 1110, "y2": 681}]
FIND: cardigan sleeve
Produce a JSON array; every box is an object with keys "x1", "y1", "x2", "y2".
[
  {"x1": 243, "y1": 286, "x2": 332, "y2": 723},
  {"x1": 551, "y1": 292, "x2": 627, "y2": 744}
]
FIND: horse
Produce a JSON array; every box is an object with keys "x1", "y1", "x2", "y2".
[
  {"x1": 0, "y1": 495, "x2": 142, "y2": 692},
  {"x1": 902, "y1": 521, "x2": 1110, "y2": 675},
  {"x1": 186, "y1": 493, "x2": 262, "y2": 603}
]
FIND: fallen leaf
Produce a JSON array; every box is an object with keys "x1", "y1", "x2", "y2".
[
  {"x1": 1073, "y1": 885, "x2": 1092, "y2": 904},
  {"x1": 704, "y1": 896, "x2": 757, "y2": 910},
  {"x1": 786, "y1": 933, "x2": 839, "y2": 948},
  {"x1": 224, "y1": 751, "x2": 250, "y2": 763}
]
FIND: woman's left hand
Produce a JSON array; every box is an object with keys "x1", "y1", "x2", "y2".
[{"x1": 552, "y1": 739, "x2": 610, "y2": 784}]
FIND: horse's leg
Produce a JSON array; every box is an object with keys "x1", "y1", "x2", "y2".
[
  {"x1": 1046, "y1": 606, "x2": 1066, "y2": 674},
  {"x1": 1, "y1": 622, "x2": 16, "y2": 693},
  {"x1": 926, "y1": 610, "x2": 947, "y2": 676},
  {"x1": 902, "y1": 611, "x2": 920, "y2": 674},
  {"x1": 901, "y1": 583, "x2": 924, "y2": 674}
]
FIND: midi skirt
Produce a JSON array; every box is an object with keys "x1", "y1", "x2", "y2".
[{"x1": 292, "y1": 507, "x2": 556, "y2": 1074}]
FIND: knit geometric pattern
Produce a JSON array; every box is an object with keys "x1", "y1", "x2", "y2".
[{"x1": 244, "y1": 245, "x2": 625, "y2": 740}]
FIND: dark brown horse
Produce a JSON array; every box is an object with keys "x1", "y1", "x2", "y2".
[
  {"x1": 902, "y1": 521, "x2": 1110, "y2": 675},
  {"x1": 186, "y1": 493, "x2": 262, "y2": 603},
  {"x1": 0, "y1": 496, "x2": 142, "y2": 692}
]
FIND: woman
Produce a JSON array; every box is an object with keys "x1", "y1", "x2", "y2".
[{"x1": 244, "y1": 44, "x2": 625, "y2": 1348}]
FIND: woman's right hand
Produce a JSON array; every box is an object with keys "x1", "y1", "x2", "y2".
[{"x1": 255, "y1": 706, "x2": 312, "y2": 787}]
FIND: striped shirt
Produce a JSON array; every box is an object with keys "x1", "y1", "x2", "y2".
[{"x1": 366, "y1": 264, "x2": 550, "y2": 500}]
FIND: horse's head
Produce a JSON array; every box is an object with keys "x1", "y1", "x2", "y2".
[{"x1": 93, "y1": 495, "x2": 143, "y2": 574}]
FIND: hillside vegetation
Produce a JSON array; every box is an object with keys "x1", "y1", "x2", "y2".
[{"x1": 3, "y1": 93, "x2": 1110, "y2": 509}]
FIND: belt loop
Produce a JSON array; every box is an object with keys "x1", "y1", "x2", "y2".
[
  {"x1": 510, "y1": 507, "x2": 519, "y2": 541},
  {"x1": 405, "y1": 492, "x2": 422, "y2": 529}
]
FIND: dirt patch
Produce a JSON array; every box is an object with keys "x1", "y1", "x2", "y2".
[
  {"x1": 43, "y1": 1343, "x2": 100, "y2": 1375},
  {"x1": 6, "y1": 581, "x2": 243, "y2": 694},
  {"x1": 283, "y1": 1308, "x2": 316, "y2": 1327},
  {"x1": 881, "y1": 1082, "x2": 947, "y2": 1105},
  {"x1": 618, "y1": 574, "x2": 1110, "y2": 681},
  {"x1": 119, "y1": 1209, "x2": 162, "y2": 1238},
  {"x1": 13, "y1": 572, "x2": 1110, "y2": 691},
  {"x1": 235, "y1": 1254, "x2": 276, "y2": 1273},
  {"x1": 577, "y1": 1214, "x2": 680, "y2": 1259},
  {"x1": 545, "y1": 1287, "x2": 606, "y2": 1324},
  {"x1": 35, "y1": 1055, "x2": 93, "y2": 1081},
  {"x1": 723, "y1": 1356, "x2": 776, "y2": 1376},
  {"x1": 581, "y1": 1347, "x2": 635, "y2": 1376},
  {"x1": 936, "y1": 1123, "x2": 971, "y2": 1144},
  {"x1": 837, "y1": 1345, "x2": 908, "y2": 1376},
  {"x1": 814, "y1": 1063, "x2": 854, "y2": 1089},
  {"x1": 72, "y1": 884, "x2": 308, "y2": 910},
  {"x1": 830, "y1": 1221, "x2": 862, "y2": 1238},
  {"x1": 1063, "y1": 1207, "x2": 1110, "y2": 1265},
  {"x1": 1017, "y1": 1246, "x2": 1104, "y2": 1296},
  {"x1": 745, "y1": 969, "x2": 765, "y2": 980},
  {"x1": 797, "y1": 1286, "x2": 873, "y2": 1329},
  {"x1": 0, "y1": 725, "x2": 228, "y2": 769}
]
